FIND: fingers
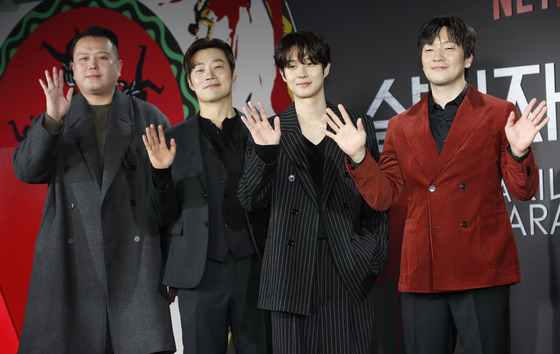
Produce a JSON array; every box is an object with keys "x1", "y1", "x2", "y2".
[
  {"x1": 65, "y1": 87, "x2": 74, "y2": 101},
  {"x1": 325, "y1": 108, "x2": 343, "y2": 130},
  {"x1": 143, "y1": 124, "x2": 159, "y2": 150},
  {"x1": 273, "y1": 115, "x2": 280, "y2": 132},
  {"x1": 505, "y1": 111, "x2": 515, "y2": 129}
]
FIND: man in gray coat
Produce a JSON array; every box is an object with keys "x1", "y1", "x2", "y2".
[{"x1": 12, "y1": 26, "x2": 175, "y2": 353}]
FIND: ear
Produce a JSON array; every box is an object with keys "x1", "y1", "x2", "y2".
[
  {"x1": 279, "y1": 68, "x2": 287, "y2": 83},
  {"x1": 464, "y1": 54, "x2": 473, "y2": 69},
  {"x1": 323, "y1": 62, "x2": 331, "y2": 78},
  {"x1": 187, "y1": 76, "x2": 194, "y2": 90},
  {"x1": 117, "y1": 59, "x2": 123, "y2": 77},
  {"x1": 232, "y1": 68, "x2": 237, "y2": 83}
]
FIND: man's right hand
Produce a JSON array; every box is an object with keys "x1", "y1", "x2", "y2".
[
  {"x1": 143, "y1": 124, "x2": 177, "y2": 169},
  {"x1": 39, "y1": 67, "x2": 73, "y2": 122}
]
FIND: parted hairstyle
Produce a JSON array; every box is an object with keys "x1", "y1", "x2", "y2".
[
  {"x1": 417, "y1": 16, "x2": 477, "y2": 78},
  {"x1": 183, "y1": 38, "x2": 236, "y2": 80},
  {"x1": 274, "y1": 30, "x2": 331, "y2": 73}
]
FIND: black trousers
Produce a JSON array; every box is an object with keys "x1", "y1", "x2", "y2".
[
  {"x1": 401, "y1": 285, "x2": 511, "y2": 354},
  {"x1": 271, "y1": 239, "x2": 376, "y2": 354},
  {"x1": 177, "y1": 253, "x2": 269, "y2": 354}
]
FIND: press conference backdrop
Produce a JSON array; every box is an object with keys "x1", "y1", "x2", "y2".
[{"x1": 0, "y1": 1, "x2": 558, "y2": 353}]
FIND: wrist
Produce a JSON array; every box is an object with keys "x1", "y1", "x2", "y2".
[{"x1": 349, "y1": 149, "x2": 366, "y2": 164}]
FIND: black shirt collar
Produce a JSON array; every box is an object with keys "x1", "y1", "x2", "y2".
[{"x1": 428, "y1": 83, "x2": 468, "y2": 112}]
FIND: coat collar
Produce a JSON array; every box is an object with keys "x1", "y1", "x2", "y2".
[
  {"x1": 400, "y1": 85, "x2": 491, "y2": 181},
  {"x1": 67, "y1": 89, "x2": 133, "y2": 198}
]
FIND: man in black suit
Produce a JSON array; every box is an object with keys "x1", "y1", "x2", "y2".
[
  {"x1": 142, "y1": 38, "x2": 269, "y2": 354},
  {"x1": 238, "y1": 31, "x2": 390, "y2": 353}
]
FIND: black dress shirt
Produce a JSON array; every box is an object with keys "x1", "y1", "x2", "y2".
[{"x1": 428, "y1": 84, "x2": 468, "y2": 154}]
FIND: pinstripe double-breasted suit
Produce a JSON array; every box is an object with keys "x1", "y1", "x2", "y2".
[{"x1": 238, "y1": 102, "x2": 389, "y2": 352}]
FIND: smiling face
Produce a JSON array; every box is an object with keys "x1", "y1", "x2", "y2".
[
  {"x1": 72, "y1": 36, "x2": 122, "y2": 104},
  {"x1": 187, "y1": 47, "x2": 236, "y2": 104},
  {"x1": 280, "y1": 47, "x2": 330, "y2": 101},
  {"x1": 421, "y1": 26, "x2": 472, "y2": 92}
]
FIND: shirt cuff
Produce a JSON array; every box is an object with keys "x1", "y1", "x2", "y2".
[
  {"x1": 347, "y1": 152, "x2": 367, "y2": 169},
  {"x1": 255, "y1": 144, "x2": 279, "y2": 165},
  {"x1": 42, "y1": 113, "x2": 63, "y2": 134},
  {"x1": 506, "y1": 145, "x2": 531, "y2": 163},
  {"x1": 152, "y1": 166, "x2": 172, "y2": 190}
]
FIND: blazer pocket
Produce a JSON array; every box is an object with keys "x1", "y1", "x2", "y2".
[
  {"x1": 477, "y1": 210, "x2": 519, "y2": 268},
  {"x1": 170, "y1": 221, "x2": 184, "y2": 236},
  {"x1": 400, "y1": 219, "x2": 419, "y2": 275}
]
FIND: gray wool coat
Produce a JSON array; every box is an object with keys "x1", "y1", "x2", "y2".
[{"x1": 13, "y1": 89, "x2": 175, "y2": 354}]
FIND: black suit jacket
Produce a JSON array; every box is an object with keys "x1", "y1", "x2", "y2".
[
  {"x1": 238, "y1": 103, "x2": 390, "y2": 315},
  {"x1": 147, "y1": 112, "x2": 268, "y2": 289}
]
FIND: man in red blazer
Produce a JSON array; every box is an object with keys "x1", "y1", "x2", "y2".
[{"x1": 323, "y1": 16, "x2": 549, "y2": 354}]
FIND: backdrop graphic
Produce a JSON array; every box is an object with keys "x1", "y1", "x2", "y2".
[{"x1": 0, "y1": 0, "x2": 558, "y2": 353}]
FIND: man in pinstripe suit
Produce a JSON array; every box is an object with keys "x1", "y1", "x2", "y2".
[{"x1": 238, "y1": 31, "x2": 390, "y2": 353}]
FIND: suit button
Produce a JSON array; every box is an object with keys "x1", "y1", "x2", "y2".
[
  {"x1": 350, "y1": 235, "x2": 354, "y2": 240},
  {"x1": 460, "y1": 184, "x2": 467, "y2": 190},
  {"x1": 461, "y1": 221, "x2": 468, "y2": 228},
  {"x1": 203, "y1": 193, "x2": 207, "y2": 199},
  {"x1": 203, "y1": 221, "x2": 209, "y2": 227},
  {"x1": 342, "y1": 202, "x2": 349, "y2": 210},
  {"x1": 288, "y1": 174, "x2": 295, "y2": 182},
  {"x1": 134, "y1": 235, "x2": 141, "y2": 242},
  {"x1": 64, "y1": 166, "x2": 70, "y2": 173},
  {"x1": 344, "y1": 171, "x2": 350, "y2": 178},
  {"x1": 129, "y1": 164, "x2": 137, "y2": 171},
  {"x1": 291, "y1": 208, "x2": 299, "y2": 216},
  {"x1": 67, "y1": 238, "x2": 75, "y2": 245},
  {"x1": 428, "y1": 185, "x2": 436, "y2": 192},
  {"x1": 67, "y1": 202, "x2": 75, "y2": 210},
  {"x1": 286, "y1": 239, "x2": 295, "y2": 246},
  {"x1": 130, "y1": 199, "x2": 136, "y2": 206}
]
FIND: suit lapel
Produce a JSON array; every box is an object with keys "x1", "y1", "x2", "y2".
[
  {"x1": 400, "y1": 95, "x2": 440, "y2": 180},
  {"x1": 176, "y1": 115, "x2": 207, "y2": 191},
  {"x1": 400, "y1": 86, "x2": 490, "y2": 181},
  {"x1": 280, "y1": 104, "x2": 318, "y2": 207},
  {"x1": 101, "y1": 90, "x2": 133, "y2": 200},
  {"x1": 434, "y1": 86, "x2": 490, "y2": 175},
  {"x1": 67, "y1": 93, "x2": 103, "y2": 188}
]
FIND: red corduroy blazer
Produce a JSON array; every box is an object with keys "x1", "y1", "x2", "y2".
[{"x1": 349, "y1": 85, "x2": 539, "y2": 293}]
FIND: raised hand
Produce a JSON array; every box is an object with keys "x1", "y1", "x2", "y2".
[
  {"x1": 142, "y1": 124, "x2": 177, "y2": 169},
  {"x1": 38, "y1": 67, "x2": 74, "y2": 122},
  {"x1": 240, "y1": 101, "x2": 281, "y2": 145},
  {"x1": 322, "y1": 104, "x2": 367, "y2": 163},
  {"x1": 505, "y1": 98, "x2": 549, "y2": 157}
]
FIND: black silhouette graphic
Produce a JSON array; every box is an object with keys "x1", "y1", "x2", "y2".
[
  {"x1": 8, "y1": 116, "x2": 33, "y2": 142},
  {"x1": 40, "y1": 29, "x2": 79, "y2": 89},
  {"x1": 118, "y1": 45, "x2": 165, "y2": 100}
]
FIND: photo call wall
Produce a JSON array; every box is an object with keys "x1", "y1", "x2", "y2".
[{"x1": 0, "y1": 0, "x2": 558, "y2": 353}]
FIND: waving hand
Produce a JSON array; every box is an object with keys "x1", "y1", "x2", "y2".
[
  {"x1": 38, "y1": 67, "x2": 74, "y2": 122},
  {"x1": 240, "y1": 101, "x2": 281, "y2": 145}
]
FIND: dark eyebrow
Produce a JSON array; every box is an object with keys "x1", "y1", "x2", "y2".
[{"x1": 193, "y1": 58, "x2": 225, "y2": 67}]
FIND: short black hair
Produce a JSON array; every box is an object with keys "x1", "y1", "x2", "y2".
[
  {"x1": 417, "y1": 16, "x2": 477, "y2": 78},
  {"x1": 183, "y1": 38, "x2": 235, "y2": 80},
  {"x1": 71, "y1": 26, "x2": 119, "y2": 58},
  {"x1": 274, "y1": 30, "x2": 330, "y2": 72}
]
